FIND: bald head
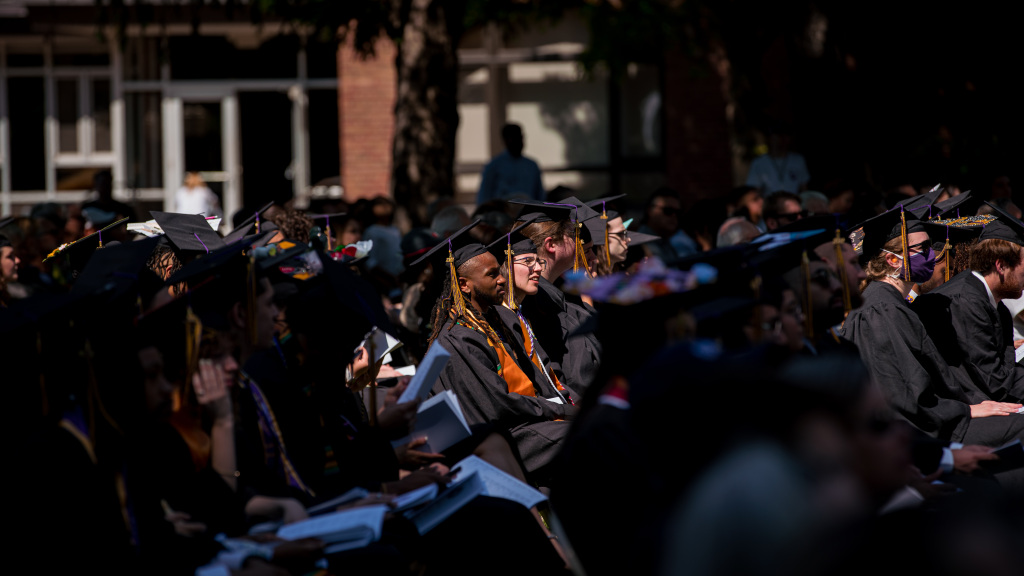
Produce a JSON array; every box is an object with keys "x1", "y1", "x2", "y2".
[{"x1": 717, "y1": 217, "x2": 761, "y2": 247}]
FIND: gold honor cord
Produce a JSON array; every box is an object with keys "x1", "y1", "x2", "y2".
[
  {"x1": 899, "y1": 208, "x2": 910, "y2": 282},
  {"x1": 833, "y1": 229, "x2": 852, "y2": 315}
]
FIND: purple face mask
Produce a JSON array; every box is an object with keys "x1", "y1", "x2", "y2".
[
  {"x1": 907, "y1": 246, "x2": 936, "y2": 283},
  {"x1": 885, "y1": 246, "x2": 936, "y2": 283}
]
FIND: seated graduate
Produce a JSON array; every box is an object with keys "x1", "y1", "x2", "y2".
[
  {"x1": 770, "y1": 215, "x2": 864, "y2": 351},
  {"x1": 914, "y1": 202, "x2": 1024, "y2": 405},
  {"x1": 584, "y1": 195, "x2": 630, "y2": 277},
  {"x1": 485, "y1": 217, "x2": 576, "y2": 409},
  {"x1": 412, "y1": 220, "x2": 576, "y2": 483},
  {"x1": 510, "y1": 198, "x2": 604, "y2": 396},
  {"x1": 911, "y1": 190, "x2": 985, "y2": 296},
  {"x1": 840, "y1": 207, "x2": 1022, "y2": 446}
]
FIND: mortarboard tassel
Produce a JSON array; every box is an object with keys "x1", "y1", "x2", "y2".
[
  {"x1": 504, "y1": 233, "x2": 516, "y2": 310},
  {"x1": 801, "y1": 250, "x2": 814, "y2": 341},
  {"x1": 574, "y1": 222, "x2": 592, "y2": 275},
  {"x1": 447, "y1": 239, "x2": 468, "y2": 321},
  {"x1": 899, "y1": 207, "x2": 910, "y2": 282},
  {"x1": 325, "y1": 215, "x2": 332, "y2": 252},
  {"x1": 833, "y1": 225, "x2": 852, "y2": 316},
  {"x1": 97, "y1": 230, "x2": 103, "y2": 249},
  {"x1": 601, "y1": 201, "x2": 611, "y2": 266},
  {"x1": 254, "y1": 211, "x2": 261, "y2": 234}
]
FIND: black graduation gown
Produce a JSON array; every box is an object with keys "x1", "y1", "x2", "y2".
[
  {"x1": 433, "y1": 309, "x2": 576, "y2": 476},
  {"x1": 913, "y1": 271, "x2": 1024, "y2": 403},
  {"x1": 498, "y1": 303, "x2": 578, "y2": 400},
  {"x1": 519, "y1": 277, "x2": 601, "y2": 394},
  {"x1": 841, "y1": 281, "x2": 972, "y2": 441}
]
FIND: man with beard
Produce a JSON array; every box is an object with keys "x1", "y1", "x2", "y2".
[
  {"x1": 772, "y1": 216, "x2": 863, "y2": 351},
  {"x1": 416, "y1": 221, "x2": 576, "y2": 483},
  {"x1": 914, "y1": 203, "x2": 1024, "y2": 404}
]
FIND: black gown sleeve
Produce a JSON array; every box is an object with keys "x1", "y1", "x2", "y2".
[
  {"x1": 842, "y1": 286, "x2": 971, "y2": 441},
  {"x1": 434, "y1": 325, "x2": 575, "y2": 429}
]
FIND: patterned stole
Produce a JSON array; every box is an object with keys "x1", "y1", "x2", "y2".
[
  {"x1": 456, "y1": 317, "x2": 538, "y2": 397},
  {"x1": 238, "y1": 371, "x2": 315, "y2": 497},
  {"x1": 516, "y1": 310, "x2": 574, "y2": 405}
]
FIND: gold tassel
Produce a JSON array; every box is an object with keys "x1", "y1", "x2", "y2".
[
  {"x1": 833, "y1": 229, "x2": 852, "y2": 315},
  {"x1": 801, "y1": 250, "x2": 814, "y2": 341},
  {"x1": 447, "y1": 241, "x2": 468, "y2": 319},
  {"x1": 505, "y1": 235, "x2": 516, "y2": 310},
  {"x1": 945, "y1": 244, "x2": 952, "y2": 282},
  {"x1": 601, "y1": 202, "x2": 611, "y2": 266},
  {"x1": 574, "y1": 223, "x2": 592, "y2": 275},
  {"x1": 325, "y1": 216, "x2": 333, "y2": 252},
  {"x1": 900, "y1": 208, "x2": 910, "y2": 282}
]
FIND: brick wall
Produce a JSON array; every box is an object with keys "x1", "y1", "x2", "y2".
[{"x1": 338, "y1": 37, "x2": 397, "y2": 201}]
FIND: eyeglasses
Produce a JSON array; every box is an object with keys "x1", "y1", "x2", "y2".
[
  {"x1": 608, "y1": 230, "x2": 629, "y2": 242},
  {"x1": 514, "y1": 256, "x2": 547, "y2": 270}
]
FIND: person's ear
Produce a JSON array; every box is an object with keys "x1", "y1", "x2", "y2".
[
  {"x1": 230, "y1": 301, "x2": 246, "y2": 330},
  {"x1": 458, "y1": 276, "x2": 472, "y2": 296},
  {"x1": 543, "y1": 236, "x2": 557, "y2": 256},
  {"x1": 885, "y1": 252, "x2": 902, "y2": 269}
]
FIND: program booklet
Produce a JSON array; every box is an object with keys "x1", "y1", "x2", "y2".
[{"x1": 391, "y1": 389, "x2": 471, "y2": 453}]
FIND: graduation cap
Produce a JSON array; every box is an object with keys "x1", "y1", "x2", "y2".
[
  {"x1": 766, "y1": 215, "x2": 857, "y2": 318},
  {"x1": 307, "y1": 212, "x2": 347, "y2": 250},
  {"x1": 510, "y1": 198, "x2": 600, "y2": 274},
  {"x1": 978, "y1": 201, "x2": 1024, "y2": 247},
  {"x1": 244, "y1": 225, "x2": 280, "y2": 249},
  {"x1": 43, "y1": 217, "x2": 130, "y2": 280},
  {"x1": 150, "y1": 211, "x2": 226, "y2": 255},
  {"x1": 897, "y1": 184, "x2": 944, "y2": 218},
  {"x1": 409, "y1": 220, "x2": 489, "y2": 321},
  {"x1": 851, "y1": 206, "x2": 930, "y2": 281},
  {"x1": 931, "y1": 190, "x2": 982, "y2": 221},
  {"x1": 485, "y1": 215, "x2": 540, "y2": 310},
  {"x1": 71, "y1": 236, "x2": 162, "y2": 304},
  {"x1": 223, "y1": 201, "x2": 276, "y2": 244},
  {"x1": 625, "y1": 230, "x2": 660, "y2": 246},
  {"x1": 585, "y1": 195, "x2": 628, "y2": 262}
]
